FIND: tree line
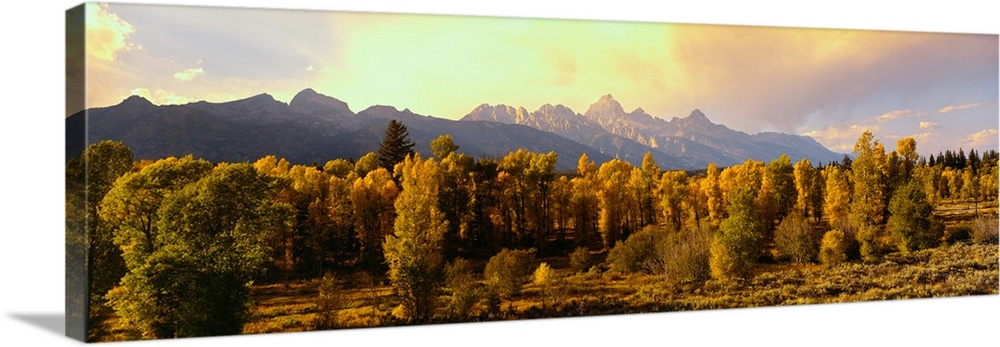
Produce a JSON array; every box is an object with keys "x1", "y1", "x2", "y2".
[{"x1": 68, "y1": 119, "x2": 999, "y2": 339}]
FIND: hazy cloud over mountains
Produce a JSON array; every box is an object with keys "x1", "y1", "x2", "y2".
[{"x1": 78, "y1": 3, "x2": 998, "y2": 156}]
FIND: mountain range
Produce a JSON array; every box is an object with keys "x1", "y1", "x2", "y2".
[{"x1": 66, "y1": 88, "x2": 843, "y2": 171}]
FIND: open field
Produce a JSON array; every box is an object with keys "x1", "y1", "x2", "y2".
[{"x1": 239, "y1": 200, "x2": 999, "y2": 335}]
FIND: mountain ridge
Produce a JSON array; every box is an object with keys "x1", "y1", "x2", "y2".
[
  {"x1": 68, "y1": 89, "x2": 844, "y2": 170},
  {"x1": 462, "y1": 94, "x2": 842, "y2": 168}
]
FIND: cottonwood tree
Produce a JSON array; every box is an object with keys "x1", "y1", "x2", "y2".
[
  {"x1": 355, "y1": 152, "x2": 380, "y2": 177},
  {"x1": 495, "y1": 149, "x2": 558, "y2": 249},
  {"x1": 896, "y1": 137, "x2": 919, "y2": 181},
  {"x1": 351, "y1": 168, "x2": 398, "y2": 272},
  {"x1": 758, "y1": 154, "x2": 797, "y2": 233},
  {"x1": 598, "y1": 159, "x2": 637, "y2": 249},
  {"x1": 66, "y1": 140, "x2": 134, "y2": 340},
  {"x1": 437, "y1": 148, "x2": 476, "y2": 258},
  {"x1": 681, "y1": 177, "x2": 709, "y2": 229},
  {"x1": 659, "y1": 170, "x2": 689, "y2": 232},
  {"x1": 314, "y1": 174, "x2": 355, "y2": 269},
  {"x1": 106, "y1": 163, "x2": 293, "y2": 338},
  {"x1": 701, "y1": 163, "x2": 726, "y2": 228},
  {"x1": 383, "y1": 154, "x2": 447, "y2": 323},
  {"x1": 484, "y1": 248, "x2": 536, "y2": 309},
  {"x1": 571, "y1": 154, "x2": 601, "y2": 249},
  {"x1": 100, "y1": 156, "x2": 213, "y2": 282},
  {"x1": 961, "y1": 167, "x2": 981, "y2": 215},
  {"x1": 710, "y1": 160, "x2": 765, "y2": 280},
  {"x1": 323, "y1": 158, "x2": 353, "y2": 179},
  {"x1": 887, "y1": 181, "x2": 937, "y2": 254},
  {"x1": 794, "y1": 158, "x2": 817, "y2": 219},
  {"x1": 635, "y1": 152, "x2": 661, "y2": 227},
  {"x1": 823, "y1": 165, "x2": 852, "y2": 230},
  {"x1": 850, "y1": 131, "x2": 889, "y2": 261},
  {"x1": 430, "y1": 134, "x2": 460, "y2": 160},
  {"x1": 444, "y1": 258, "x2": 480, "y2": 320}
]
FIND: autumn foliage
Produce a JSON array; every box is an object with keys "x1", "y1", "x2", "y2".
[{"x1": 73, "y1": 124, "x2": 999, "y2": 340}]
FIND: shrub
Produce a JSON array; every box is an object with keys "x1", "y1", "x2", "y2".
[
  {"x1": 944, "y1": 224, "x2": 973, "y2": 244},
  {"x1": 819, "y1": 229, "x2": 848, "y2": 267},
  {"x1": 655, "y1": 224, "x2": 712, "y2": 286},
  {"x1": 315, "y1": 273, "x2": 345, "y2": 330},
  {"x1": 607, "y1": 225, "x2": 665, "y2": 273},
  {"x1": 533, "y1": 262, "x2": 556, "y2": 311},
  {"x1": 710, "y1": 210, "x2": 764, "y2": 280},
  {"x1": 568, "y1": 247, "x2": 592, "y2": 274},
  {"x1": 484, "y1": 248, "x2": 536, "y2": 301},
  {"x1": 774, "y1": 212, "x2": 822, "y2": 263},
  {"x1": 444, "y1": 258, "x2": 481, "y2": 320},
  {"x1": 887, "y1": 181, "x2": 938, "y2": 254},
  {"x1": 971, "y1": 215, "x2": 999, "y2": 244}
]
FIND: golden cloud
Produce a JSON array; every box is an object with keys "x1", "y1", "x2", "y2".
[
  {"x1": 130, "y1": 87, "x2": 195, "y2": 105},
  {"x1": 938, "y1": 103, "x2": 986, "y2": 114},
  {"x1": 962, "y1": 128, "x2": 999, "y2": 149},
  {"x1": 802, "y1": 124, "x2": 881, "y2": 153},
  {"x1": 85, "y1": 3, "x2": 135, "y2": 61},
  {"x1": 876, "y1": 109, "x2": 927, "y2": 122},
  {"x1": 173, "y1": 68, "x2": 205, "y2": 81}
]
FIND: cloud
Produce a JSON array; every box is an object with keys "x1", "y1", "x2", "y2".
[
  {"x1": 305, "y1": 65, "x2": 335, "y2": 73},
  {"x1": 802, "y1": 123, "x2": 881, "y2": 153},
  {"x1": 85, "y1": 3, "x2": 136, "y2": 61},
  {"x1": 919, "y1": 121, "x2": 940, "y2": 130},
  {"x1": 173, "y1": 68, "x2": 204, "y2": 81},
  {"x1": 910, "y1": 132, "x2": 936, "y2": 142},
  {"x1": 962, "y1": 128, "x2": 999, "y2": 149},
  {"x1": 130, "y1": 88, "x2": 194, "y2": 105},
  {"x1": 876, "y1": 109, "x2": 927, "y2": 122},
  {"x1": 938, "y1": 103, "x2": 986, "y2": 114}
]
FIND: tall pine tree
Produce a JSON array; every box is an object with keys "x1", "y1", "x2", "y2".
[{"x1": 377, "y1": 119, "x2": 416, "y2": 172}]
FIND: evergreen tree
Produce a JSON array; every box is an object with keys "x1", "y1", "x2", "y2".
[
  {"x1": 944, "y1": 150, "x2": 955, "y2": 169},
  {"x1": 377, "y1": 119, "x2": 416, "y2": 172},
  {"x1": 957, "y1": 148, "x2": 967, "y2": 170},
  {"x1": 968, "y1": 148, "x2": 981, "y2": 174}
]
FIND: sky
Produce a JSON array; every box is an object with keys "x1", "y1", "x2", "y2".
[{"x1": 78, "y1": 2, "x2": 998, "y2": 157}]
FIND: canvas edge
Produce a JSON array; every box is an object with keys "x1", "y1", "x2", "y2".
[{"x1": 65, "y1": 2, "x2": 88, "y2": 342}]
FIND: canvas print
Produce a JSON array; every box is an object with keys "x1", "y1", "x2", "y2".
[{"x1": 65, "y1": 2, "x2": 999, "y2": 342}]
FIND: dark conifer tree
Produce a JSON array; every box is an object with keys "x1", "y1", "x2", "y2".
[
  {"x1": 944, "y1": 150, "x2": 955, "y2": 169},
  {"x1": 957, "y1": 148, "x2": 967, "y2": 170},
  {"x1": 377, "y1": 119, "x2": 416, "y2": 172},
  {"x1": 840, "y1": 155, "x2": 852, "y2": 170},
  {"x1": 968, "y1": 149, "x2": 980, "y2": 174}
]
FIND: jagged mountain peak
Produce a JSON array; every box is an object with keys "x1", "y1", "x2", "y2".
[
  {"x1": 463, "y1": 103, "x2": 531, "y2": 124},
  {"x1": 687, "y1": 109, "x2": 710, "y2": 122},
  {"x1": 537, "y1": 103, "x2": 575, "y2": 113},
  {"x1": 585, "y1": 93, "x2": 626, "y2": 119}
]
